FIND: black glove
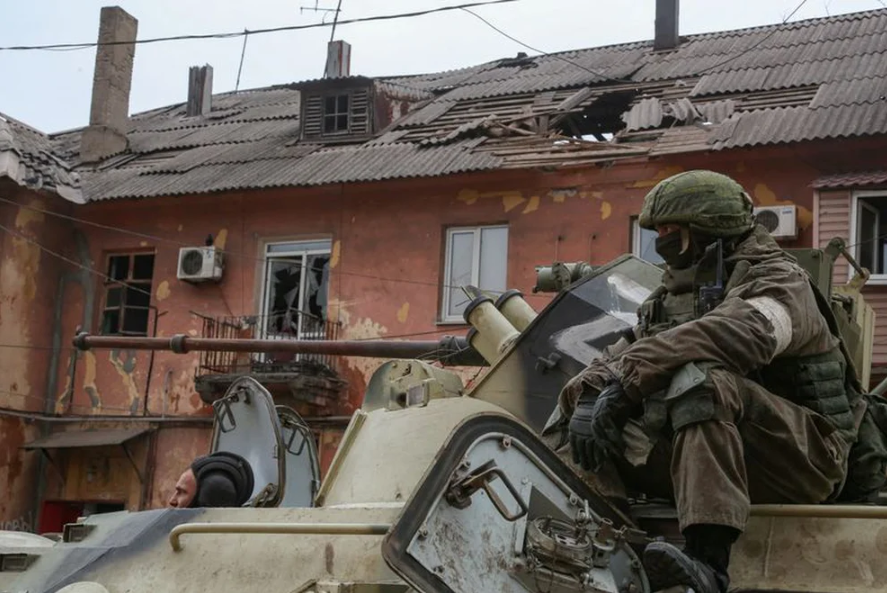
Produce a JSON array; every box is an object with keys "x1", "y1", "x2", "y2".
[{"x1": 568, "y1": 381, "x2": 635, "y2": 472}]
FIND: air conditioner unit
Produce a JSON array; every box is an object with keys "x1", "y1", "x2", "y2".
[
  {"x1": 177, "y1": 246, "x2": 224, "y2": 282},
  {"x1": 753, "y1": 205, "x2": 798, "y2": 240}
]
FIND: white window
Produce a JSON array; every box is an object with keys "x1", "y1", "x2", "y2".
[
  {"x1": 851, "y1": 193, "x2": 887, "y2": 281},
  {"x1": 631, "y1": 218, "x2": 664, "y2": 265},
  {"x1": 441, "y1": 226, "x2": 508, "y2": 322},
  {"x1": 260, "y1": 239, "x2": 331, "y2": 340}
]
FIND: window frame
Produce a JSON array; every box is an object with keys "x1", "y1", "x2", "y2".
[
  {"x1": 322, "y1": 92, "x2": 351, "y2": 136},
  {"x1": 440, "y1": 224, "x2": 508, "y2": 324},
  {"x1": 100, "y1": 251, "x2": 155, "y2": 337},
  {"x1": 630, "y1": 217, "x2": 664, "y2": 266},
  {"x1": 258, "y1": 238, "x2": 333, "y2": 340},
  {"x1": 849, "y1": 191, "x2": 887, "y2": 284}
]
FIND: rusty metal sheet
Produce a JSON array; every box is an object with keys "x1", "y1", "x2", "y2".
[{"x1": 21, "y1": 427, "x2": 152, "y2": 450}]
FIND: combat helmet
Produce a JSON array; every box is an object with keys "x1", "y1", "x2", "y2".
[{"x1": 639, "y1": 170, "x2": 755, "y2": 237}]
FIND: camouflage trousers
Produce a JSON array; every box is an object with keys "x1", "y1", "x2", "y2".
[{"x1": 557, "y1": 368, "x2": 851, "y2": 532}]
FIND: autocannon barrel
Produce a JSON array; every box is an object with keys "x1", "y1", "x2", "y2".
[{"x1": 71, "y1": 331, "x2": 488, "y2": 366}]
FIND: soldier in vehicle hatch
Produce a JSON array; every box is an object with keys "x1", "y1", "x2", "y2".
[
  {"x1": 167, "y1": 451, "x2": 254, "y2": 508},
  {"x1": 547, "y1": 170, "x2": 887, "y2": 593}
]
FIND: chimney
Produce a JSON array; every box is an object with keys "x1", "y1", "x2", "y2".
[
  {"x1": 80, "y1": 6, "x2": 138, "y2": 163},
  {"x1": 186, "y1": 65, "x2": 213, "y2": 117},
  {"x1": 325, "y1": 40, "x2": 352, "y2": 78},
  {"x1": 654, "y1": 0, "x2": 680, "y2": 51}
]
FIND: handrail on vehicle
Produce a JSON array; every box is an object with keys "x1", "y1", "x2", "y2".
[{"x1": 168, "y1": 522, "x2": 392, "y2": 552}]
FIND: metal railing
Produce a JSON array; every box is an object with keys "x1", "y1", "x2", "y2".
[{"x1": 195, "y1": 311, "x2": 341, "y2": 376}]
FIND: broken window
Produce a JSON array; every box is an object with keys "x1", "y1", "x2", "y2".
[
  {"x1": 261, "y1": 240, "x2": 331, "y2": 340},
  {"x1": 101, "y1": 253, "x2": 155, "y2": 336},
  {"x1": 852, "y1": 193, "x2": 887, "y2": 278},
  {"x1": 631, "y1": 218, "x2": 664, "y2": 265},
  {"x1": 323, "y1": 93, "x2": 350, "y2": 135},
  {"x1": 442, "y1": 225, "x2": 508, "y2": 322}
]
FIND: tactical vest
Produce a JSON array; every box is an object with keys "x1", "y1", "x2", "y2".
[{"x1": 637, "y1": 278, "x2": 857, "y2": 442}]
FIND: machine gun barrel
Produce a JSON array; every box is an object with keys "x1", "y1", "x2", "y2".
[{"x1": 71, "y1": 331, "x2": 487, "y2": 366}]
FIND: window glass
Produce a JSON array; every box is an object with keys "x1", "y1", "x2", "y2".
[
  {"x1": 853, "y1": 196, "x2": 887, "y2": 276},
  {"x1": 479, "y1": 226, "x2": 508, "y2": 291},
  {"x1": 443, "y1": 226, "x2": 508, "y2": 321},
  {"x1": 261, "y1": 240, "x2": 332, "y2": 341},
  {"x1": 632, "y1": 219, "x2": 664, "y2": 265},
  {"x1": 446, "y1": 231, "x2": 475, "y2": 319}
]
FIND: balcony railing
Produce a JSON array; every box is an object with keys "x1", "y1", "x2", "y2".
[{"x1": 195, "y1": 311, "x2": 341, "y2": 377}]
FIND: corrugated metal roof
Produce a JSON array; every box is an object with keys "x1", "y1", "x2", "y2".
[
  {"x1": 22, "y1": 427, "x2": 152, "y2": 449},
  {"x1": 713, "y1": 102, "x2": 887, "y2": 148},
  {"x1": 33, "y1": 7, "x2": 887, "y2": 201},
  {"x1": 0, "y1": 114, "x2": 81, "y2": 202},
  {"x1": 813, "y1": 170, "x2": 887, "y2": 189},
  {"x1": 811, "y1": 76, "x2": 887, "y2": 108}
]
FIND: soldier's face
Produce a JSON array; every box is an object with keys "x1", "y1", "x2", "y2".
[
  {"x1": 168, "y1": 469, "x2": 197, "y2": 508},
  {"x1": 656, "y1": 224, "x2": 682, "y2": 237}
]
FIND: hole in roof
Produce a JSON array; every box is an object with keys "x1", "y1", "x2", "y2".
[{"x1": 554, "y1": 90, "x2": 634, "y2": 141}]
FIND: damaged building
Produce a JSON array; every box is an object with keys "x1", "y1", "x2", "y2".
[{"x1": 2, "y1": 1, "x2": 887, "y2": 531}]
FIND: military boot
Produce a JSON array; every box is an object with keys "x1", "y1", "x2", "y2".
[{"x1": 643, "y1": 524, "x2": 737, "y2": 593}]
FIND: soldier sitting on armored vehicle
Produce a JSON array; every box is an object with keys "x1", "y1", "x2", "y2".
[
  {"x1": 168, "y1": 451, "x2": 254, "y2": 508},
  {"x1": 551, "y1": 170, "x2": 887, "y2": 593}
]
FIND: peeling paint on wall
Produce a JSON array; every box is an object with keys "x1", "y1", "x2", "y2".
[
  {"x1": 457, "y1": 189, "x2": 478, "y2": 205},
  {"x1": 396, "y1": 302, "x2": 410, "y2": 323},
  {"x1": 754, "y1": 183, "x2": 813, "y2": 229},
  {"x1": 631, "y1": 166, "x2": 684, "y2": 189},
  {"x1": 548, "y1": 188, "x2": 579, "y2": 203},
  {"x1": 0, "y1": 202, "x2": 46, "y2": 399},
  {"x1": 156, "y1": 280, "x2": 171, "y2": 302},
  {"x1": 213, "y1": 228, "x2": 229, "y2": 250},
  {"x1": 600, "y1": 201, "x2": 612, "y2": 220},
  {"x1": 501, "y1": 192, "x2": 526, "y2": 213},
  {"x1": 14, "y1": 200, "x2": 44, "y2": 228},
  {"x1": 109, "y1": 350, "x2": 140, "y2": 414},
  {"x1": 330, "y1": 240, "x2": 341, "y2": 269},
  {"x1": 522, "y1": 196, "x2": 540, "y2": 214},
  {"x1": 82, "y1": 351, "x2": 102, "y2": 409}
]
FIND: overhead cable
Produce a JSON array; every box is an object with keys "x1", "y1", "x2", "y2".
[
  {"x1": 0, "y1": 0, "x2": 518, "y2": 52},
  {"x1": 690, "y1": 0, "x2": 812, "y2": 76},
  {"x1": 0, "y1": 196, "x2": 552, "y2": 299}
]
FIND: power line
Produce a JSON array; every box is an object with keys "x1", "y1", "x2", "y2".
[
  {"x1": 0, "y1": 220, "x2": 155, "y2": 301},
  {"x1": 458, "y1": 7, "x2": 634, "y2": 84},
  {"x1": 0, "y1": 0, "x2": 518, "y2": 52},
  {"x1": 690, "y1": 0, "x2": 811, "y2": 76},
  {"x1": 0, "y1": 196, "x2": 552, "y2": 299}
]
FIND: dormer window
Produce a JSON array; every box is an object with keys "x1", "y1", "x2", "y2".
[
  {"x1": 298, "y1": 77, "x2": 373, "y2": 142},
  {"x1": 324, "y1": 94, "x2": 351, "y2": 134}
]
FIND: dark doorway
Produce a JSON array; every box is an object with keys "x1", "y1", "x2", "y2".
[{"x1": 39, "y1": 500, "x2": 125, "y2": 534}]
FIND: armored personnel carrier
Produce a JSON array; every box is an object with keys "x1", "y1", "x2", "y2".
[{"x1": 1, "y1": 239, "x2": 884, "y2": 593}]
